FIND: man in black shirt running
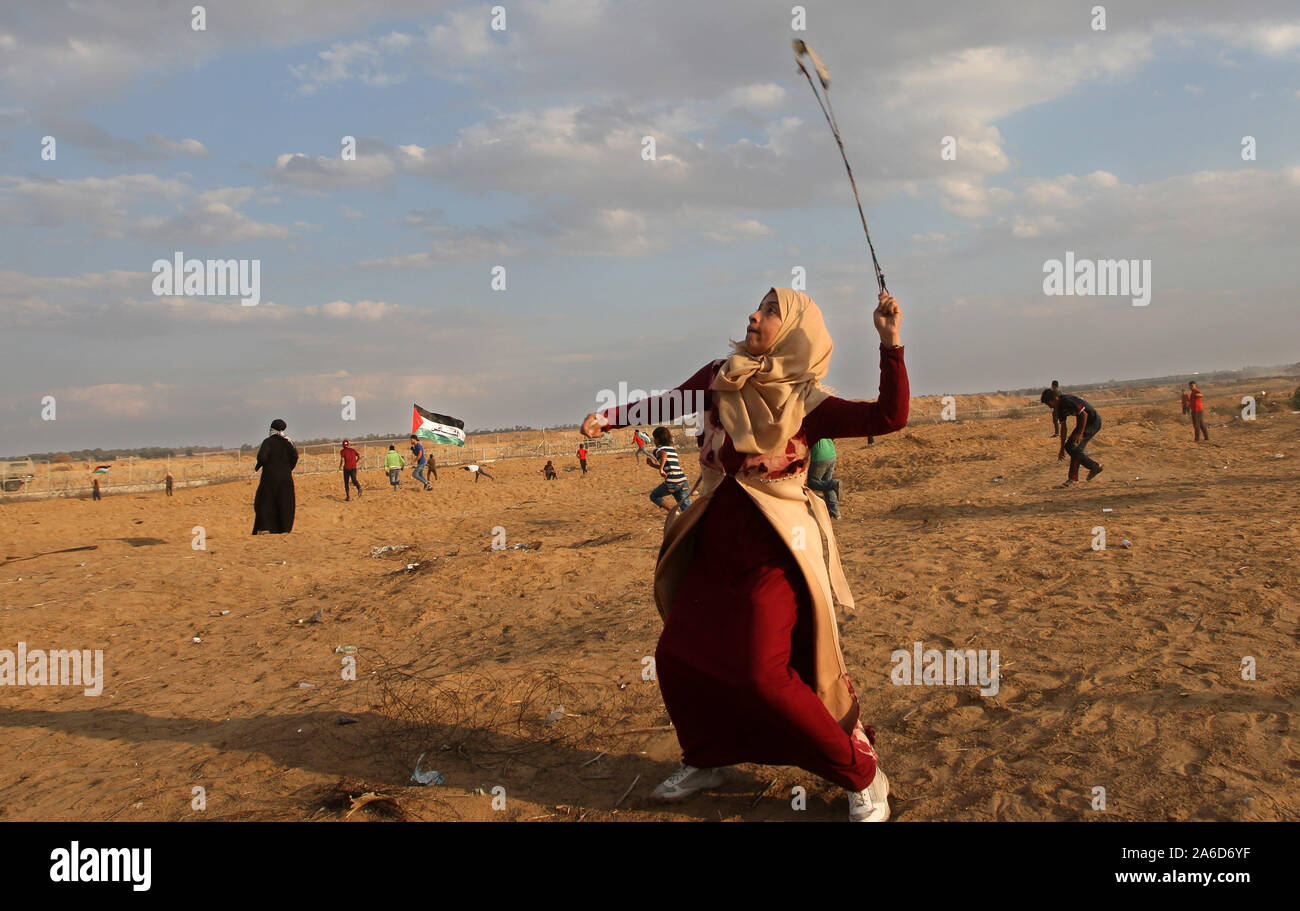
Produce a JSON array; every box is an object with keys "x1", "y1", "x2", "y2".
[{"x1": 1041, "y1": 388, "x2": 1104, "y2": 486}]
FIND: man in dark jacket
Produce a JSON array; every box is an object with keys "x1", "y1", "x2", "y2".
[{"x1": 1041, "y1": 389, "x2": 1103, "y2": 487}]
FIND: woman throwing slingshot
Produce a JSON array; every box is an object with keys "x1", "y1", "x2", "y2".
[{"x1": 581, "y1": 287, "x2": 908, "y2": 821}]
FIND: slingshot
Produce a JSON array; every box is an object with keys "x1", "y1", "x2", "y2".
[{"x1": 793, "y1": 39, "x2": 888, "y2": 295}]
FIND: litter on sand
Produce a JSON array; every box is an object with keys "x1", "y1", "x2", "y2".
[
  {"x1": 369, "y1": 544, "x2": 410, "y2": 557},
  {"x1": 411, "y1": 752, "x2": 445, "y2": 785}
]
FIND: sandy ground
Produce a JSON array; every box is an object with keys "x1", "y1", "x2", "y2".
[{"x1": 1, "y1": 380, "x2": 1297, "y2": 822}]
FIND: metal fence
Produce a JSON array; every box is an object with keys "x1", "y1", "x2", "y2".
[{"x1": 0, "y1": 428, "x2": 640, "y2": 501}]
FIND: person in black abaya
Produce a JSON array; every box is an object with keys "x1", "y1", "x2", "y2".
[{"x1": 252, "y1": 418, "x2": 299, "y2": 534}]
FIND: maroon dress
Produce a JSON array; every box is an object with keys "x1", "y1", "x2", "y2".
[{"x1": 602, "y1": 346, "x2": 908, "y2": 790}]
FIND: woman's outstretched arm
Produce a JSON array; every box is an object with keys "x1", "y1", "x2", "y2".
[{"x1": 581, "y1": 361, "x2": 719, "y2": 437}]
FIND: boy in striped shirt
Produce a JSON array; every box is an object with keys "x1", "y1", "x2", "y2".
[{"x1": 647, "y1": 426, "x2": 691, "y2": 512}]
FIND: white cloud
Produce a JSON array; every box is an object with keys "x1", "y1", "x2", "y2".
[
  {"x1": 936, "y1": 177, "x2": 1014, "y2": 218},
  {"x1": 289, "y1": 31, "x2": 415, "y2": 95},
  {"x1": 0, "y1": 175, "x2": 290, "y2": 242},
  {"x1": 303, "y1": 299, "x2": 400, "y2": 320},
  {"x1": 147, "y1": 135, "x2": 209, "y2": 157},
  {"x1": 1009, "y1": 214, "x2": 1064, "y2": 238},
  {"x1": 1206, "y1": 20, "x2": 1300, "y2": 56},
  {"x1": 0, "y1": 174, "x2": 188, "y2": 235},
  {"x1": 0, "y1": 1, "x2": 443, "y2": 106},
  {"x1": 426, "y1": 7, "x2": 507, "y2": 70},
  {"x1": 0, "y1": 269, "x2": 146, "y2": 298},
  {"x1": 56, "y1": 383, "x2": 174, "y2": 419},
  {"x1": 272, "y1": 150, "x2": 399, "y2": 189},
  {"x1": 136, "y1": 187, "x2": 291, "y2": 243},
  {"x1": 727, "y1": 83, "x2": 787, "y2": 109},
  {"x1": 888, "y1": 35, "x2": 1155, "y2": 123},
  {"x1": 986, "y1": 167, "x2": 1300, "y2": 247},
  {"x1": 1085, "y1": 171, "x2": 1120, "y2": 189},
  {"x1": 703, "y1": 218, "x2": 775, "y2": 244}
]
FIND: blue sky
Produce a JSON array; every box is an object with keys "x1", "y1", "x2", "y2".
[{"x1": 1, "y1": 0, "x2": 1298, "y2": 453}]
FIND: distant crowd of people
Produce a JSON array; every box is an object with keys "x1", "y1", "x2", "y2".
[{"x1": 226, "y1": 375, "x2": 1224, "y2": 541}]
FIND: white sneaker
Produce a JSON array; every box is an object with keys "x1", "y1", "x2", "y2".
[
  {"x1": 847, "y1": 769, "x2": 890, "y2": 822},
  {"x1": 651, "y1": 763, "x2": 727, "y2": 801}
]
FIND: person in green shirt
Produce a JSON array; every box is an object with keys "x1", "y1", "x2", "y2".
[
  {"x1": 807, "y1": 437, "x2": 841, "y2": 519},
  {"x1": 384, "y1": 445, "x2": 405, "y2": 490}
]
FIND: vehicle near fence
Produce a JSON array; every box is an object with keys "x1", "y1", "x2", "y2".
[{"x1": 1, "y1": 458, "x2": 36, "y2": 492}]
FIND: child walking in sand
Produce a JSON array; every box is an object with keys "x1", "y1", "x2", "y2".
[
  {"x1": 581, "y1": 287, "x2": 908, "y2": 822},
  {"x1": 384, "y1": 445, "x2": 404, "y2": 490},
  {"x1": 646, "y1": 427, "x2": 691, "y2": 512}
]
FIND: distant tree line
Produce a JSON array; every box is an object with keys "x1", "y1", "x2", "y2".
[{"x1": 23, "y1": 446, "x2": 204, "y2": 463}]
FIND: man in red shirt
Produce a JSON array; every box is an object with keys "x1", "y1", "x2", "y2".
[
  {"x1": 632, "y1": 428, "x2": 651, "y2": 461},
  {"x1": 577, "y1": 444, "x2": 589, "y2": 476},
  {"x1": 1188, "y1": 381, "x2": 1209, "y2": 442},
  {"x1": 339, "y1": 440, "x2": 362, "y2": 500}
]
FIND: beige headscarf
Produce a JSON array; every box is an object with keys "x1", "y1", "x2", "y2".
[{"x1": 711, "y1": 287, "x2": 832, "y2": 454}]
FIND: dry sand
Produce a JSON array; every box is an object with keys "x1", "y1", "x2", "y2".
[{"x1": 1, "y1": 380, "x2": 1297, "y2": 822}]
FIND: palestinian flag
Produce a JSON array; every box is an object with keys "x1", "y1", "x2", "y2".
[
  {"x1": 92, "y1": 465, "x2": 110, "y2": 474},
  {"x1": 412, "y1": 404, "x2": 466, "y2": 447}
]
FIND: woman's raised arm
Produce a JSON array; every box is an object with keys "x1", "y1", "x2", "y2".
[
  {"x1": 804, "y1": 292, "x2": 908, "y2": 440},
  {"x1": 804, "y1": 345, "x2": 909, "y2": 440}
]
